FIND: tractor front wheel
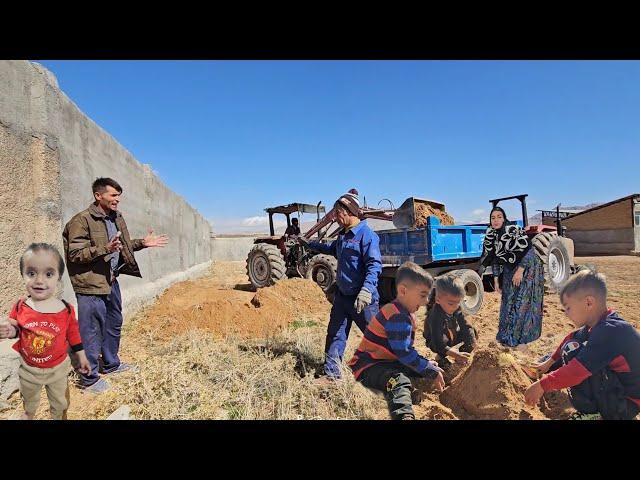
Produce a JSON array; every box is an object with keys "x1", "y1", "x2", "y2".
[{"x1": 246, "y1": 243, "x2": 286, "y2": 289}]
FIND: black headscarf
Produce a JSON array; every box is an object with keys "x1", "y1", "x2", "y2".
[{"x1": 481, "y1": 207, "x2": 531, "y2": 267}]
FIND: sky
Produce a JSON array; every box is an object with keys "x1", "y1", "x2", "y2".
[{"x1": 39, "y1": 60, "x2": 640, "y2": 233}]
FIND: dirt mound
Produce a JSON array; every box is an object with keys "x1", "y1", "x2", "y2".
[
  {"x1": 440, "y1": 345, "x2": 546, "y2": 420},
  {"x1": 415, "y1": 394, "x2": 458, "y2": 420},
  {"x1": 540, "y1": 390, "x2": 573, "y2": 420},
  {"x1": 414, "y1": 203, "x2": 455, "y2": 227},
  {"x1": 251, "y1": 279, "x2": 331, "y2": 316},
  {"x1": 141, "y1": 277, "x2": 331, "y2": 341}
]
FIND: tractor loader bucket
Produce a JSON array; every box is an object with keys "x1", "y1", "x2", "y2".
[{"x1": 392, "y1": 197, "x2": 447, "y2": 229}]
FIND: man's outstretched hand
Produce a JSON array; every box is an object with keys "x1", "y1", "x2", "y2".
[{"x1": 143, "y1": 228, "x2": 169, "y2": 248}]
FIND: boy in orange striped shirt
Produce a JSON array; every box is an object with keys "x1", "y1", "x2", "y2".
[{"x1": 349, "y1": 262, "x2": 445, "y2": 420}]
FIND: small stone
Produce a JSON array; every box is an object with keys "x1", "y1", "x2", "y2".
[{"x1": 106, "y1": 405, "x2": 131, "y2": 420}]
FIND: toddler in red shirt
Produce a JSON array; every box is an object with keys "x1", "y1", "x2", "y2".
[{"x1": 0, "y1": 243, "x2": 90, "y2": 419}]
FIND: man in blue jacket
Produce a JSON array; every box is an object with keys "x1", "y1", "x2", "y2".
[{"x1": 302, "y1": 189, "x2": 383, "y2": 382}]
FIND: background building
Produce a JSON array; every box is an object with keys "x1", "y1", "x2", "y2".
[{"x1": 562, "y1": 194, "x2": 640, "y2": 256}]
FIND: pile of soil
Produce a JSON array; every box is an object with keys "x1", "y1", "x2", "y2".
[
  {"x1": 439, "y1": 345, "x2": 546, "y2": 420},
  {"x1": 414, "y1": 203, "x2": 455, "y2": 227},
  {"x1": 251, "y1": 279, "x2": 330, "y2": 317},
  {"x1": 539, "y1": 389, "x2": 573, "y2": 419},
  {"x1": 415, "y1": 394, "x2": 458, "y2": 420},
  {"x1": 140, "y1": 277, "x2": 331, "y2": 341}
]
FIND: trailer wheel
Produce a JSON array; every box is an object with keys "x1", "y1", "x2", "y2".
[
  {"x1": 246, "y1": 243, "x2": 286, "y2": 289},
  {"x1": 449, "y1": 269, "x2": 484, "y2": 316},
  {"x1": 305, "y1": 254, "x2": 338, "y2": 293},
  {"x1": 532, "y1": 232, "x2": 571, "y2": 293}
]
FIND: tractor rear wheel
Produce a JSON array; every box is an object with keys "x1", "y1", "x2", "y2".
[
  {"x1": 532, "y1": 232, "x2": 571, "y2": 293},
  {"x1": 448, "y1": 269, "x2": 484, "y2": 316},
  {"x1": 305, "y1": 254, "x2": 338, "y2": 293},
  {"x1": 246, "y1": 243, "x2": 286, "y2": 289}
]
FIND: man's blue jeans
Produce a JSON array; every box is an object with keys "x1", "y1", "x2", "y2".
[
  {"x1": 324, "y1": 289, "x2": 379, "y2": 378},
  {"x1": 76, "y1": 280, "x2": 123, "y2": 386}
]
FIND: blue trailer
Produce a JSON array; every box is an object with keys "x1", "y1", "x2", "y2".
[
  {"x1": 375, "y1": 216, "x2": 526, "y2": 315},
  {"x1": 377, "y1": 217, "x2": 497, "y2": 265}
]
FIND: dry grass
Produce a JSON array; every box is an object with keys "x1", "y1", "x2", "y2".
[
  {"x1": 0, "y1": 265, "x2": 387, "y2": 421},
  {"x1": 62, "y1": 319, "x2": 386, "y2": 420},
  {"x1": 7, "y1": 256, "x2": 637, "y2": 421}
]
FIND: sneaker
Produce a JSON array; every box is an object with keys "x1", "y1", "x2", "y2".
[
  {"x1": 400, "y1": 413, "x2": 415, "y2": 420},
  {"x1": 103, "y1": 363, "x2": 139, "y2": 375},
  {"x1": 81, "y1": 378, "x2": 111, "y2": 394},
  {"x1": 568, "y1": 411, "x2": 601, "y2": 420}
]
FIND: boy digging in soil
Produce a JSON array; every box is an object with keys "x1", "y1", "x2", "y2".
[
  {"x1": 348, "y1": 262, "x2": 445, "y2": 420},
  {"x1": 0, "y1": 243, "x2": 90, "y2": 419},
  {"x1": 524, "y1": 269, "x2": 640, "y2": 420},
  {"x1": 424, "y1": 274, "x2": 477, "y2": 372}
]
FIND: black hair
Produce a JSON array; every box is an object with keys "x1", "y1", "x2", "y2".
[
  {"x1": 19, "y1": 243, "x2": 65, "y2": 279},
  {"x1": 560, "y1": 267, "x2": 607, "y2": 304},
  {"x1": 490, "y1": 206, "x2": 508, "y2": 227},
  {"x1": 435, "y1": 274, "x2": 466, "y2": 298},
  {"x1": 92, "y1": 177, "x2": 123, "y2": 194},
  {"x1": 292, "y1": 217, "x2": 299, "y2": 224},
  {"x1": 395, "y1": 261, "x2": 434, "y2": 288}
]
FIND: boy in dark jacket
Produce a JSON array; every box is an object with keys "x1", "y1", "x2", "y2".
[
  {"x1": 424, "y1": 274, "x2": 477, "y2": 370},
  {"x1": 524, "y1": 269, "x2": 640, "y2": 420}
]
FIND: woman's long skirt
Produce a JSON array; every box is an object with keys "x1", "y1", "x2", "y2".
[{"x1": 496, "y1": 248, "x2": 545, "y2": 346}]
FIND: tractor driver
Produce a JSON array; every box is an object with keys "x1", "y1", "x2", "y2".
[
  {"x1": 285, "y1": 217, "x2": 301, "y2": 237},
  {"x1": 300, "y1": 189, "x2": 383, "y2": 384}
]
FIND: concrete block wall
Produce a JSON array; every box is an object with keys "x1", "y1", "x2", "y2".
[
  {"x1": 210, "y1": 236, "x2": 257, "y2": 262},
  {"x1": 0, "y1": 60, "x2": 213, "y2": 317}
]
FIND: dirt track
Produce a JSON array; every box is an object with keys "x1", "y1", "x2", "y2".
[{"x1": 2, "y1": 255, "x2": 638, "y2": 420}]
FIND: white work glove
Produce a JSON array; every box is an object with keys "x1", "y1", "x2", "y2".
[{"x1": 354, "y1": 288, "x2": 372, "y2": 314}]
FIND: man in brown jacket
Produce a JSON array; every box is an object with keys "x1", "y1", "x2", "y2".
[{"x1": 63, "y1": 177, "x2": 168, "y2": 392}]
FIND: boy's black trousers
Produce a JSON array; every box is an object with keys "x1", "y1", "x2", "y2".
[{"x1": 358, "y1": 362, "x2": 422, "y2": 419}]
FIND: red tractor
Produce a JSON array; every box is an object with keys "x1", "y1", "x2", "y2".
[{"x1": 245, "y1": 198, "x2": 394, "y2": 292}]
